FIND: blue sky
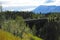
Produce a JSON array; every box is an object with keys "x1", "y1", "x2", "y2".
[
  {"x1": 0, "y1": 0, "x2": 60, "y2": 11},
  {"x1": 46, "y1": 0, "x2": 54, "y2": 3}
]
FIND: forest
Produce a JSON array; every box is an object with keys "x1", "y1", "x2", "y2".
[{"x1": 0, "y1": 11, "x2": 60, "y2": 40}]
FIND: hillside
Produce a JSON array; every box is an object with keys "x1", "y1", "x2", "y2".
[{"x1": 0, "y1": 11, "x2": 60, "y2": 40}]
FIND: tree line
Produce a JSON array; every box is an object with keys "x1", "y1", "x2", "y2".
[{"x1": 0, "y1": 11, "x2": 60, "y2": 40}]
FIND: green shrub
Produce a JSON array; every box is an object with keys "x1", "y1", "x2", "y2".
[
  {"x1": 0, "y1": 29, "x2": 21, "y2": 40},
  {"x1": 1, "y1": 16, "x2": 32, "y2": 37}
]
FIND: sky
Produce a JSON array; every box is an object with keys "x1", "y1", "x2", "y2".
[{"x1": 0, "y1": 0, "x2": 60, "y2": 11}]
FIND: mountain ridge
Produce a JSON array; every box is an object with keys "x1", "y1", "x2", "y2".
[{"x1": 33, "y1": 5, "x2": 60, "y2": 13}]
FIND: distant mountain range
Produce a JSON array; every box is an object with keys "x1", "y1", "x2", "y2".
[
  {"x1": 2, "y1": 6, "x2": 36, "y2": 11},
  {"x1": 33, "y1": 5, "x2": 60, "y2": 13}
]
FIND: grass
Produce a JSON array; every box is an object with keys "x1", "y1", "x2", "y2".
[
  {"x1": 0, "y1": 29, "x2": 21, "y2": 40},
  {"x1": 0, "y1": 29, "x2": 43, "y2": 40}
]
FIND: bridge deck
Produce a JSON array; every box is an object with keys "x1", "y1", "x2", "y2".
[{"x1": 24, "y1": 18, "x2": 48, "y2": 21}]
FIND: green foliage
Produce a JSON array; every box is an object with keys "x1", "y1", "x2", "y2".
[
  {"x1": 0, "y1": 29, "x2": 21, "y2": 40},
  {"x1": 0, "y1": 11, "x2": 60, "y2": 40},
  {"x1": 1, "y1": 16, "x2": 32, "y2": 38},
  {"x1": 32, "y1": 25, "x2": 37, "y2": 35},
  {"x1": 45, "y1": 13, "x2": 60, "y2": 22},
  {"x1": 0, "y1": 29, "x2": 43, "y2": 40},
  {"x1": 22, "y1": 32, "x2": 43, "y2": 40}
]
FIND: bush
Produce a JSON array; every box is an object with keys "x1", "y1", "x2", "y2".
[
  {"x1": 0, "y1": 29, "x2": 21, "y2": 40},
  {"x1": 1, "y1": 16, "x2": 32, "y2": 37},
  {"x1": 22, "y1": 32, "x2": 43, "y2": 40},
  {"x1": 0, "y1": 29, "x2": 43, "y2": 40}
]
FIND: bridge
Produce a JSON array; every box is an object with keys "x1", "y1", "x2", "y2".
[
  {"x1": 25, "y1": 18, "x2": 48, "y2": 28},
  {"x1": 24, "y1": 18, "x2": 48, "y2": 38},
  {"x1": 24, "y1": 18, "x2": 59, "y2": 40}
]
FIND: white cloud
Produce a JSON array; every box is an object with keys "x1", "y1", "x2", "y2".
[
  {"x1": 20, "y1": 8, "x2": 35, "y2": 11},
  {"x1": 44, "y1": 0, "x2": 60, "y2": 6},
  {"x1": 55, "y1": 0, "x2": 60, "y2": 6},
  {"x1": 0, "y1": 0, "x2": 60, "y2": 11},
  {"x1": 0, "y1": 0, "x2": 46, "y2": 7},
  {"x1": 0, "y1": 0, "x2": 46, "y2": 11}
]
